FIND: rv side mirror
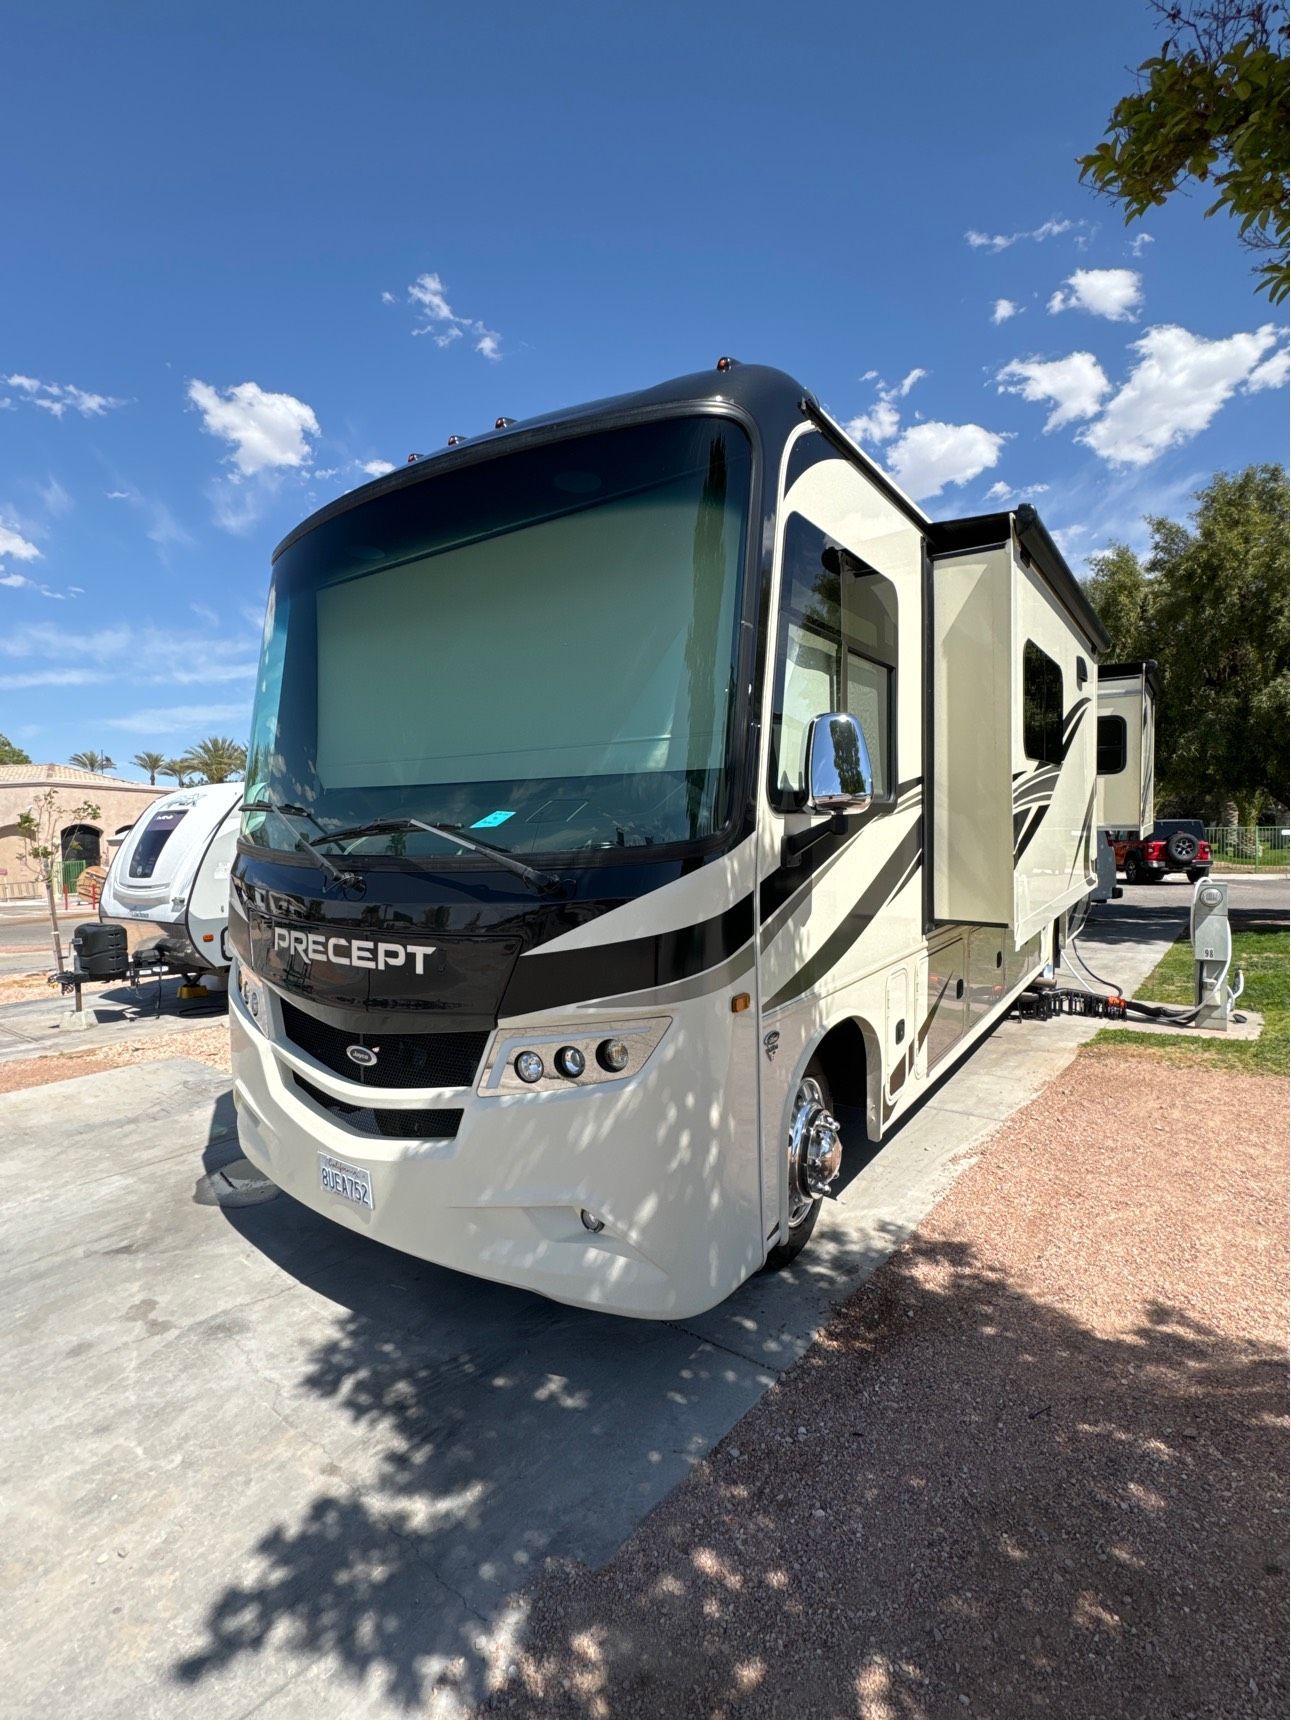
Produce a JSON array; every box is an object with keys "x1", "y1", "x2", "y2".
[{"x1": 805, "y1": 711, "x2": 873, "y2": 815}]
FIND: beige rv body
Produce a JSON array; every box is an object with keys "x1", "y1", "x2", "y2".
[{"x1": 1096, "y1": 664, "x2": 1156, "y2": 837}]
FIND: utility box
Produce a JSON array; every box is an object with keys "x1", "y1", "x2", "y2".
[{"x1": 1191, "y1": 878, "x2": 1231, "y2": 1030}]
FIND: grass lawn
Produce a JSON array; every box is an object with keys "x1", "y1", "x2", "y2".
[{"x1": 1089, "y1": 927, "x2": 1288, "y2": 1077}]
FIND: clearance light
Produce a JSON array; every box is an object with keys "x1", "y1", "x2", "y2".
[
  {"x1": 494, "y1": 416, "x2": 516, "y2": 429},
  {"x1": 447, "y1": 434, "x2": 468, "y2": 446},
  {"x1": 596, "y1": 1038, "x2": 630, "y2": 1073},
  {"x1": 554, "y1": 1045, "x2": 586, "y2": 1079},
  {"x1": 715, "y1": 355, "x2": 736, "y2": 372},
  {"x1": 514, "y1": 1050, "x2": 544, "y2": 1084}
]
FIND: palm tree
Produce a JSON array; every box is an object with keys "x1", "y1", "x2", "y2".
[
  {"x1": 68, "y1": 749, "x2": 116, "y2": 773},
  {"x1": 161, "y1": 758, "x2": 193, "y2": 786},
  {"x1": 132, "y1": 750, "x2": 166, "y2": 785},
  {"x1": 181, "y1": 736, "x2": 248, "y2": 784}
]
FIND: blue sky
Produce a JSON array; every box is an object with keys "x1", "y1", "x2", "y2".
[{"x1": 3, "y1": 0, "x2": 1286, "y2": 777}]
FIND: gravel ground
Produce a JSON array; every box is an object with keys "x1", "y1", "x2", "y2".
[
  {"x1": 486, "y1": 1054, "x2": 1289, "y2": 1720},
  {"x1": 0, "y1": 1022, "x2": 231, "y2": 1094}
]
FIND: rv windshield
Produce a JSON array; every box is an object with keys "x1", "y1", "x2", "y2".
[{"x1": 243, "y1": 416, "x2": 753, "y2": 863}]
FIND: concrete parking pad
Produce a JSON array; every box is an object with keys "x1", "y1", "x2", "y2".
[{"x1": 1, "y1": 896, "x2": 1186, "y2": 1715}]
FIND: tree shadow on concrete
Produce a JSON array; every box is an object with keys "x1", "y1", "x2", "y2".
[{"x1": 171, "y1": 1210, "x2": 1287, "y2": 1717}]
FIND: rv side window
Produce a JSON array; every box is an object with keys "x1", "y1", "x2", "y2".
[
  {"x1": 128, "y1": 809, "x2": 188, "y2": 879},
  {"x1": 1022, "y1": 641, "x2": 1063, "y2": 765},
  {"x1": 768, "y1": 513, "x2": 895, "y2": 807},
  {"x1": 1096, "y1": 714, "x2": 1127, "y2": 774}
]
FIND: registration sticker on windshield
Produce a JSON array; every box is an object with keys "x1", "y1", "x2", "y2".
[
  {"x1": 470, "y1": 810, "x2": 515, "y2": 828},
  {"x1": 318, "y1": 1152, "x2": 375, "y2": 1212}
]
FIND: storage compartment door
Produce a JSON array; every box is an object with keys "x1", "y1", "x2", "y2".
[{"x1": 932, "y1": 547, "x2": 1013, "y2": 925}]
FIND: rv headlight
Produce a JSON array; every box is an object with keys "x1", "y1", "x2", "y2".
[
  {"x1": 514, "y1": 1050, "x2": 545, "y2": 1084},
  {"x1": 236, "y1": 963, "x2": 270, "y2": 1036}
]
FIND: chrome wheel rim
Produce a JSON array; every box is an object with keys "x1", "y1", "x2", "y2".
[{"x1": 786, "y1": 1075, "x2": 843, "y2": 1227}]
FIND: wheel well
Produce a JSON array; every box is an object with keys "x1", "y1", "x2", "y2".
[{"x1": 811, "y1": 1017, "x2": 869, "y2": 1119}]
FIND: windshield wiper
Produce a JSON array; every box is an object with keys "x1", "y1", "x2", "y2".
[
  {"x1": 304, "y1": 816, "x2": 564, "y2": 895},
  {"x1": 242, "y1": 799, "x2": 363, "y2": 891}
]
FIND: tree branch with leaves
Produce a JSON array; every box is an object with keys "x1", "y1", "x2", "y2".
[
  {"x1": 16, "y1": 789, "x2": 102, "y2": 972},
  {"x1": 1079, "y1": 1, "x2": 1290, "y2": 301}
]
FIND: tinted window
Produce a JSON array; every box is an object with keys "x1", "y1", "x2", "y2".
[
  {"x1": 1023, "y1": 641, "x2": 1064, "y2": 764},
  {"x1": 128, "y1": 809, "x2": 188, "y2": 879},
  {"x1": 769, "y1": 513, "x2": 896, "y2": 807},
  {"x1": 1096, "y1": 714, "x2": 1127, "y2": 774}
]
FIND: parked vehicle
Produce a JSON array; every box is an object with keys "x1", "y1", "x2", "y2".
[
  {"x1": 229, "y1": 361, "x2": 1109, "y2": 1319},
  {"x1": 100, "y1": 782, "x2": 242, "y2": 973},
  {"x1": 1096, "y1": 660, "x2": 1156, "y2": 843},
  {"x1": 1112, "y1": 818, "x2": 1212, "y2": 885}
]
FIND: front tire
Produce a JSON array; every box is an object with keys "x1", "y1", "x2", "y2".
[{"x1": 763, "y1": 1060, "x2": 837, "y2": 1272}]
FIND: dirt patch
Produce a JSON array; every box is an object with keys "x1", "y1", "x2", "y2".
[
  {"x1": 486, "y1": 1055, "x2": 1289, "y2": 1719},
  {"x1": 0, "y1": 1022, "x2": 231, "y2": 1096}
]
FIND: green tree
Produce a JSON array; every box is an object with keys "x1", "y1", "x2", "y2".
[
  {"x1": 0, "y1": 732, "x2": 31, "y2": 765},
  {"x1": 1078, "y1": 1, "x2": 1290, "y2": 301},
  {"x1": 1083, "y1": 543, "x2": 1158, "y2": 663},
  {"x1": 1150, "y1": 465, "x2": 1289, "y2": 819},
  {"x1": 161, "y1": 758, "x2": 193, "y2": 786},
  {"x1": 17, "y1": 789, "x2": 102, "y2": 971},
  {"x1": 181, "y1": 736, "x2": 248, "y2": 783},
  {"x1": 68, "y1": 749, "x2": 116, "y2": 774},
  {"x1": 132, "y1": 750, "x2": 166, "y2": 785}
]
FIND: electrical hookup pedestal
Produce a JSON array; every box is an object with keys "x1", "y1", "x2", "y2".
[{"x1": 1191, "y1": 877, "x2": 1235, "y2": 1032}]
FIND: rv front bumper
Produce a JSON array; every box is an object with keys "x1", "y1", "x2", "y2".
[{"x1": 229, "y1": 985, "x2": 762, "y2": 1320}]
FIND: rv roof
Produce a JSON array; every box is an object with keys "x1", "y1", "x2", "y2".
[{"x1": 272, "y1": 361, "x2": 926, "y2": 562}]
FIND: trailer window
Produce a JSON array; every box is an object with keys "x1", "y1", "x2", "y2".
[
  {"x1": 769, "y1": 514, "x2": 895, "y2": 807},
  {"x1": 1096, "y1": 714, "x2": 1127, "y2": 774},
  {"x1": 1022, "y1": 641, "x2": 1064, "y2": 765},
  {"x1": 128, "y1": 808, "x2": 188, "y2": 879}
]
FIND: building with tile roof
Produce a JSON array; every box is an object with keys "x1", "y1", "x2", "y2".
[{"x1": 0, "y1": 764, "x2": 167, "y2": 899}]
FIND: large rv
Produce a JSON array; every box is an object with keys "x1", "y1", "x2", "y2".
[
  {"x1": 230, "y1": 363, "x2": 1109, "y2": 1320},
  {"x1": 1096, "y1": 660, "x2": 1157, "y2": 841}
]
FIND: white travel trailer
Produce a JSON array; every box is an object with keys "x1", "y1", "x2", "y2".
[
  {"x1": 229, "y1": 363, "x2": 1109, "y2": 1319},
  {"x1": 1096, "y1": 660, "x2": 1157, "y2": 840},
  {"x1": 101, "y1": 782, "x2": 242, "y2": 974}
]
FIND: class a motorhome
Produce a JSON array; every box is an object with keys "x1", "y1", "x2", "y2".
[
  {"x1": 100, "y1": 782, "x2": 242, "y2": 974},
  {"x1": 1095, "y1": 660, "x2": 1157, "y2": 840},
  {"x1": 229, "y1": 362, "x2": 1110, "y2": 1320}
]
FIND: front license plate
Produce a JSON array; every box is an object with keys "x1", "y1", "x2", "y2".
[{"x1": 318, "y1": 1152, "x2": 375, "y2": 1212}]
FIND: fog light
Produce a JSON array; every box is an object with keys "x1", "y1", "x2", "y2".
[
  {"x1": 554, "y1": 1045, "x2": 585, "y2": 1079},
  {"x1": 580, "y1": 1209, "x2": 604, "y2": 1233},
  {"x1": 514, "y1": 1050, "x2": 544, "y2": 1084},
  {"x1": 597, "y1": 1037, "x2": 630, "y2": 1073}
]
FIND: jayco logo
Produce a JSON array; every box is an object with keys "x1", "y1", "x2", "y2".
[{"x1": 272, "y1": 926, "x2": 436, "y2": 974}]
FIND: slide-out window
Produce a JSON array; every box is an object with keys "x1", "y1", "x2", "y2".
[
  {"x1": 768, "y1": 513, "x2": 896, "y2": 808},
  {"x1": 1096, "y1": 714, "x2": 1127, "y2": 775},
  {"x1": 1022, "y1": 640, "x2": 1064, "y2": 764}
]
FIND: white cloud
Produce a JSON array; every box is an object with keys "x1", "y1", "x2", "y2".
[
  {"x1": 0, "y1": 572, "x2": 66, "y2": 601},
  {"x1": 0, "y1": 521, "x2": 42, "y2": 561},
  {"x1": 405, "y1": 270, "x2": 504, "y2": 360},
  {"x1": 380, "y1": 290, "x2": 397, "y2": 305},
  {"x1": 104, "y1": 702, "x2": 252, "y2": 735},
  {"x1": 4, "y1": 374, "x2": 123, "y2": 418},
  {"x1": 996, "y1": 351, "x2": 1111, "y2": 431},
  {"x1": 1130, "y1": 233, "x2": 1154, "y2": 257},
  {"x1": 39, "y1": 477, "x2": 73, "y2": 516},
  {"x1": 1047, "y1": 268, "x2": 1143, "y2": 322},
  {"x1": 983, "y1": 480, "x2": 1049, "y2": 503},
  {"x1": 966, "y1": 217, "x2": 1077, "y2": 252},
  {"x1": 991, "y1": 298, "x2": 1022, "y2": 325},
  {"x1": 886, "y1": 421, "x2": 1009, "y2": 500},
  {"x1": 844, "y1": 397, "x2": 901, "y2": 445},
  {"x1": 360, "y1": 458, "x2": 396, "y2": 477},
  {"x1": 1079, "y1": 323, "x2": 1282, "y2": 467},
  {"x1": 843, "y1": 367, "x2": 928, "y2": 445},
  {"x1": 187, "y1": 379, "x2": 320, "y2": 476},
  {"x1": 1245, "y1": 344, "x2": 1290, "y2": 392},
  {"x1": 102, "y1": 481, "x2": 192, "y2": 561}
]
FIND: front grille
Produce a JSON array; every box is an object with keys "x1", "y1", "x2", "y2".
[
  {"x1": 294, "y1": 1074, "x2": 463, "y2": 1140},
  {"x1": 280, "y1": 998, "x2": 487, "y2": 1089}
]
